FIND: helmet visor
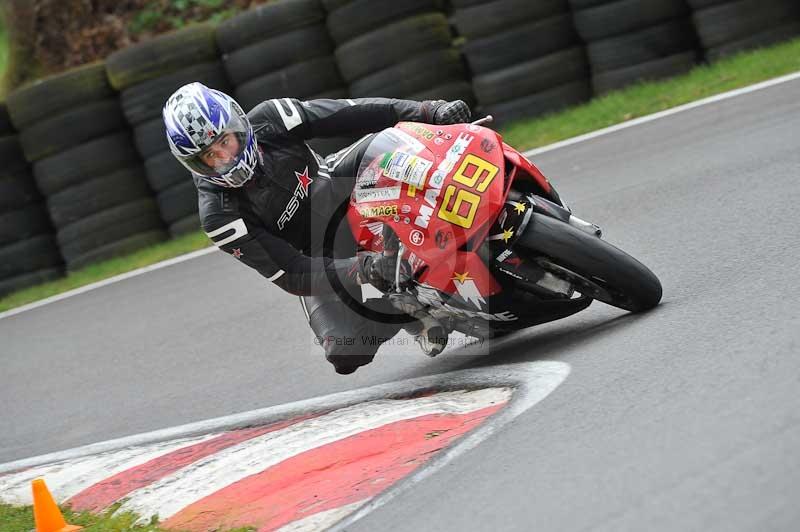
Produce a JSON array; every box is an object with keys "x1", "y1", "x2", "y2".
[{"x1": 181, "y1": 110, "x2": 249, "y2": 178}]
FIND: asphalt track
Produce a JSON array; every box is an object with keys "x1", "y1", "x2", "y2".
[{"x1": 2, "y1": 76, "x2": 800, "y2": 530}]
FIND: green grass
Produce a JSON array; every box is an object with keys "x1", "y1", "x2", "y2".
[
  {"x1": 0, "y1": 19, "x2": 8, "y2": 98},
  {"x1": 0, "y1": 501, "x2": 255, "y2": 532},
  {"x1": 1, "y1": 37, "x2": 800, "y2": 313}
]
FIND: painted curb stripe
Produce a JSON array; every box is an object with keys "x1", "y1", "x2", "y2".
[
  {"x1": 0, "y1": 433, "x2": 219, "y2": 505},
  {"x1": 115, "y1": 388, "x2": 511, "y2": 522},
  {"x1": 67, "y1": 417, "x2": 312, "y2": 512},
  {"x1": 164, "y1": 405, "x2": 505, "y2": 531},
  {"x1": 0, "y1": 362, "x2": 571, "y2": 530},
  {"x1": 276, "y1": 502, "x2": 365, "y2": 532}
]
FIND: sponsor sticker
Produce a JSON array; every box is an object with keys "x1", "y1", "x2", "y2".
[
  {"x1": 413, "y1": 133, "x2": 475, "y2": 229},
  {"x1": 410, "y1": 229, "x2": 425, "y2": 246},
  {"x1": 399, "y1": 122, "x2": 436, "y2": 141},
  {"x1": 354, "y1": 186, "x2": 401, "y2": 203},
  {"x1": 359, "y1": 204, "x2": 399, "y2": 218},
  {"x1": 381, "y1": 151, "x2": 432, "y2": 188}
]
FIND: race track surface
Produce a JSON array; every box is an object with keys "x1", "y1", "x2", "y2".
[{"x1": 2, "y1": 77, "x2": 799, "y2": 531}]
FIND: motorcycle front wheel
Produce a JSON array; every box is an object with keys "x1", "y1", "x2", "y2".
[{"x1": 516, "y1": 213, "x2": 662, "y2": 312}]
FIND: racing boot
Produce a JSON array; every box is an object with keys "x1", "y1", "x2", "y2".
[{"x1": 405, "y1": 315, "x2": 449, "y2": 357}]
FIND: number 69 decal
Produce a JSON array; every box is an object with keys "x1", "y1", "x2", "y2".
[{"x1": 437, "y1": 154, "x2": 499, "y2": 229}]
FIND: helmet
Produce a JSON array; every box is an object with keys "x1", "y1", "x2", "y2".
[{"x1": 163, "y1": 82, "x2": 259, "y2": 187}]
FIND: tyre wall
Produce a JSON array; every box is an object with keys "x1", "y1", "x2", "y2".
[
  {"x1": 5, "y1": 62, "x2": 165, "y2": 272},
  {"x1": 0, "y1": 103, "x2": 64, "y2": 295},
  {"x1": 106, "y1": 23, "x2": 225, "y2": 237},
  {"x1": 217, "y1": 0, "x2": 353, "y2": 156},
  {"x1": 328, "y1": 0, "x2": 476, "y2": 109},
  {"x1": 453, "y1": 0, "x2": 591, "y2": 125},
  {"x1": 569, "y1": 0, "x2": 701, "y2": 95},
  {"x1": 688, "y1": 0, "x2": 800, "y2": 61}
]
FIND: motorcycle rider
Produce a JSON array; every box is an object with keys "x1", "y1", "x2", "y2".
[{"x1": 162, "y1": 82, "x2": 471, "y2": 374}]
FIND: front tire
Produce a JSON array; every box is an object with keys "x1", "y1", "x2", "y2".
[{"x1": 517, "y1": 213, "x2": 662, "y2": 312}]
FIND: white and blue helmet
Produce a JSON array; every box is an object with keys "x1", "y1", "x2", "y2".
[{"x1": 163, "y1": 82, "x2": 259, "y2": 187}]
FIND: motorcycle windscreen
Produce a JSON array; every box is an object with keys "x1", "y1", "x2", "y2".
[{"x1": 354, "y1": 128, "x2": 438, "y2": 199}]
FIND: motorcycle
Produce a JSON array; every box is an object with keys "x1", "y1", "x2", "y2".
[{"x1": 339, "y1": 118, "x2": 662, "y2": 343}]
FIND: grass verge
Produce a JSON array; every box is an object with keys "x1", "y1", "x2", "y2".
[
  {"x1": 0, "y1": 501, "x2": 255, "y2": 532},
  {"x1": 1, "y1": 38, "x2": 800, "y2": 313}
]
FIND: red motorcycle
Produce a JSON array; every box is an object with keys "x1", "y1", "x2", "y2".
[{"x1": 343, "y1": 119, "x2": 662, "y2": 342}]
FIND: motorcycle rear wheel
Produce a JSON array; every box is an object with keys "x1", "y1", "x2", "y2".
[{"x1": 517, "y1": 213, "x2": 662, "y2": 312}]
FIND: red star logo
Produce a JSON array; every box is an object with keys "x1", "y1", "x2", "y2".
[
  {"x1": 232, "y1": 248, "x2": 244, "y2": 259},
  {"x1": 506, "y1": 257, "x2": 523, "y2": 268},
  {"x1": 295, "y1": 166, "x2": 314, "y2": 195}
]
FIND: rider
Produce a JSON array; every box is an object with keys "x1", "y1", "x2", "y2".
[{"x1": 162, "y1": 82, "x2": 471, "y2": 374}]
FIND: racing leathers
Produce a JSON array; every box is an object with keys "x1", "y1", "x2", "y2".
[{"x1": 197, "y1": 97, "x2": 446, "y2": 373}]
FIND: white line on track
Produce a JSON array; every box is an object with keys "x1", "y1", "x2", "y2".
[{"x1": 3, "y1": 70, "x2": 797, "y2": 321}]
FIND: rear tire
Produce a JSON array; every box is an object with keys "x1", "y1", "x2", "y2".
[{"x1": 517, "y1": 213, "x2": 662, "y2": 312}]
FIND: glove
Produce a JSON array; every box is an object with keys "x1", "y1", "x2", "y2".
[
  {"x1": 432, "y1": 100, "x2": 471, "y2": 125},
  {"x1": 357, "y1": 252, "x2": 411, "y2": 292}
]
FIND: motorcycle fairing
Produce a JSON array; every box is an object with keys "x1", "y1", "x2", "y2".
[{"x1": 349, "y1": 122, "x2": 510, "y2": 298}]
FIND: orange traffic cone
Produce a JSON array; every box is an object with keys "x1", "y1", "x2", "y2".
[{"x1": 31, "y1": 478, "x2": 83, "y2": 532}]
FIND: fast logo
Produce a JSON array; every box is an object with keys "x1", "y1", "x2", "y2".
[{"x1": 278, "y1": 166, "x2": 314, "y2": 230}]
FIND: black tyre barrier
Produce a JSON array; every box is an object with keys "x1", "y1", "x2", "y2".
[
  {"x1": 0, "y1": 235, "x2": 62, "y2": 279},
  {"x1": 216, "y1": 0, "x2": 325, "y2": 53},
  {"x1": 145, "y1": 150, "x2": 191, "y2": 193},
  {"x1": 121, "y1": 61, "x2": 230, "y2": 126},
  {"x1": 349, "y1": 49, "x2": 466, "y2": 98},
  {"x1": 223, "y1": 27, "x2": 334, "y2": 86},
  {"x1": 335, "y1": 13, "x2": 452, "y2": 83},
  {"x1": 0, "y1": 103, "x2": 14, "y2": 136},
  {"x1": 325, "y1": 0, "x2": 439, "y2": 45},
  {"x1": 480, "y1": 80, "x2": 592, "y2": 126},
  {"x1": 168, "y1": 213, "x2": 202, "y2": 237},
  {"x1": 0, "y1": 267, "x2": 62, "y2": 298},
  {"x1": 234, "y1": 56, "x2": 343, "y2": 110},
  {"x1": 592, "y1": 50, "x2": 699, "y2": 93},
  {"x1": 0, "y1": 136, "x2": 28, "y2": 172},
  {"x1": 462, "y1": 14, "x2": 578, "y2": 75},
  {"x1": 452, "y1": 0, "x2": 568, "y2": 40},
  {"x1": 472, "y1": 47, "x2": 589, "y2": 106},
  {"x1": 0, "y1": 175, "x2": 39, "y2": 212},
  {"x1": 0, "y1": 206, "x2": 52, "y2": 247},
  {"x1": 46, "y1": 167, "x2": 152, "y2": 228},
  {"x1": 408, "y1": 80, "x2": 477, "y2": 107},
  {"x1": 134, "y1": 117, "x2": 168, "y2": 160},
  {"x1": 705, "y1": 21, "x2": 800, "y2": 60},
  {"x1": 67, "y1": 230, "x2": 167, "y2": 272},
  {"x1": 155, "y1": 180, "x2": 198, "y2": 226},
  {"x1": 5, "y1": 62, "x2": 112, "y2": 128},
  {"x1": 567, "y1": 0, "x2": 609, "y2": 7},
  {"x1": 685, "y1": 0, "x2": 733, "y2": 7},
  {"x1": 33, "y1": 131, "x2": 140, "y2": 197},
  {"x1": 56, "y1": 199, "x2": 163, "y2": 264},
  {"x1": 571, "y1": 0, "x2": 689, "y2": 41},
  {"x1": 586, "y1": 19, "x2": 698, "y2": 73},
  {"x1": 18, "y1": 99, "x2": 126, "y2": 162},
  {"x1": 450, "y1": 0, "x2": 486, "y2": 8},
  {"x1": 106, "y1": 24, "x2": 219, "y2": 90},
  {"x1": 692, "y1": 0, "x2": 800, "y2": 50}
]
